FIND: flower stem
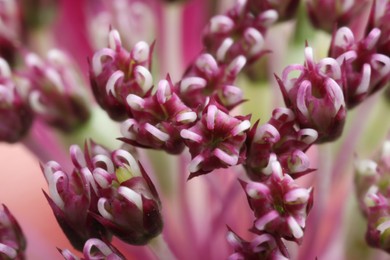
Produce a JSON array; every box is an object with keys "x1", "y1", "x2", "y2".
[{"x1": 148, "y1": 234, "x2": 177, "y2": 260}]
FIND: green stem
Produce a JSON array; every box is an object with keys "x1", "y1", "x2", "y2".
[{"x1": 148, "y1": 234, "x2": 177, "y2": 260}]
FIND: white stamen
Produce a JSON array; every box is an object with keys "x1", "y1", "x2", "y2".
[
  {"x1": 0, "y1": 58, "x2": 11, "y2": 77},
  {"x1": 254, "y1": 124, "x2": 280, "y2": 143},
  {"x1": 48, "y1": 171, "x2": 66, "y2": 210},
  {"x1": 97, "y1": 198, "x2": 114, "y2": 220},
  {"x1": 255, "y1": 210, "x2": 279, "y2": 230},
  {"x1": 287, "y1": 216, "x2": 304, "y2": 239},
  {"x1": 355, "y1": 63, "x2": 371, "y2": 95},
  {"x1": 70, "y1": 145, "x2": 87, "y2": 169},
  {"x1": 108, "y1": 29, "x2": 122, "y2": 50},
  {"x1": 209, "y1": 15, "x2": 234, "y2": 34},
  {"x1": 118, "y1": 186, "x2": 143, "y2": 210},
  {"x1": 298, "y1": 128, "x2": 318, "y2": 144},
  {"x1": 132, "y1": 41, "x2": 150, "y2": 63},
  {"x1": 226, "y1": 55, "x2": 246, "y2": 77},
  {"x1": 272, "y1": 107, "x2": 295, "y2": 122},
  {"x1": 113, "y1": 149, "x2": 141, "y2": 176},
  {"x1": 371, "y1": 54, "x2": 390, "y2": 77},
  {"x1": 180, "y1": 77, "x2": 207, "y2": 93},
  {"x1": 284, "y1": 188, "x2": 310, "y2": 204},
  {"x1": 45, "y1": 68, "x2": 64, "y2": 93},
  {"x1": 245, "y1": 27, "x2": 264, "y2": 56},
  {"x1": 156, "y1": 79, "x2": 171, "y2": 104},
  {"x1": 43, "y1": 161, "x2": 62, "y2": 181},
  {"x1": 47, "y1": 49, "x2": 69, "y2": 66},
  {"x1": 259, "y1": 10, "x2": 278, "y2": 27},
  {"x1": 84, "y1": 238, "x2": 113, "y2": 257},
  {"x1": 214, "y1": 148, "x2": 238, "y2": 166},
  {"x1": 189, "y1": 155, "x2": 204, "y2": 173},
  {"x1": 120, "y1": 119, "x2": 138, "y2": 140},
  {"x1": 0, "y1": 243, "x2": 17, "y2": 259},
  {"x1": 216, "y1": 38, "x2": 234, "y2": 61},
  {"x1": 106, "y1": 70, "x2": 124, "y2": 98},
  {"x1": 180, "y1": 129, "x2": 203, "y2": 143},
  {"x1": 334, "y1": 27, "x2": 355, "y2": 48},
  {"x1": 288, "y1": 150, "x2": 310, "y2": 173},
  {"x1": 355, "y1": 159, "x2": 378, "y2": 176},
  {"x1": 281, "y1": 65, "x2": 305, "y2": 92},
  {"x1": 231, "y1": 120, "x2": 251, "y2": 136},
  {"x1": 304, "y1": 46, "x2": 314, "y2": 66},
  {"x1": 297, "y1": 81, "x2": 310, "y2": 117},
  {"x1": 318, "y1": 58, "x2": 341, "y2": 79},
  {"x1": 272, "y1": 160, "x2": 283, "y2": 178},
  {"x1": 364, "y1": 185, "x2": 379, "y2": 207},
  {"x1": 325, "y1": 78, "x2": 345, "y2": 112},
  {"x1": 80, "y1": 167, "x2": 98, "y2": 194},
  {"x1": 176, "y1": 111, "x2": 197, "y2": 123},
  {"x1": 92, "y1": 48, "x2": 115, "y2": 75},
  {"x1": 206, "y1": 105, "x2": 218, "y2": 130},
  {"x1": 262, "y1": 153, "x2": 277, "y2": 175},
  {"x1": 29, "y1": 90, "x2": 48, "y2": 114},
  {"x1": 336, "y1": 50, "x2": 357, "y2": 64},
  {"x1": 93, "y1": 168, "x2": 110, "y2": 189},
  {"x1": 365, "y1": 28, "x2": 381, "y2": 50},
  {"x1": 126, "y1": 94, "x2": 145, "y2": 110},
  {"x1": 144, "y1": 123, "x2": 169, "y2": 142},
  {"x1": 377, "y1": 219, "x2": 390, "y2": 234},
  {"x1": 246, "y1": 182, "x2": 270, "y2": 199},
  {"x1": 196, "y1": 54, "x2": 219, "y2": 76},
  {"x1": 134, "y1": 65, "x2": 153, "y2": 92},
  {"x1": 93, "y1": 154, "x2": 115, "y2": 173},
  {"x1": 222, "y1": 85, "x2": 243, "y2": 105},
  {"x1": 26, "y1": 53, "x2": 44, "y2": 68}
]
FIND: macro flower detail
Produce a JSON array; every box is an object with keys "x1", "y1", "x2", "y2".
[
  {"x1": 245, "y1": 107, "x2": 317, "y2": 181},
  {"x1": 42, "y1": 141, "x2": 162, "y2": 249},
  {"x1": 0, "y1": 0, "x2": 20, "y2": 65},
  {"x1": 366, "y1": 0, "x2": 390, "y2": 57},
  {"x1": 120, "y1": 77, "x2": 197, "y2": 154},
  {"x1": 17, "y1": 50, "x2": 91, "y2": 132},
  {"x1": 60, "y1": 238, "x2": 124, "y2": 260},
  {"x1": 329, "y1": 26, "x2": 390, "y2": 108},
  {"x1": 276, "y1": 46, "x2": 346, "y2": 143},
  {"x1": 180, "y1": 101, "x2": 251, "y2": 178},
  {"x1": 0, "y1": 205, "x2": 26, "y2": 259},
  {"x1": 89, "y1": 29, "x2": 154, "y2": 121},
  {"x1": 355, "y1": 140, "x2": 390, "y2": 253},
  {"x1": 0, "y1": 58, "x2": 33, "y2": 143},
  {"x1": 241, "y1": 162, "x2": 314, "y2": 244}
]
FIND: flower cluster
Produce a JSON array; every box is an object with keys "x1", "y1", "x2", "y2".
[
  {"x1": 42, "y1": 141, "x2": 163, "y2": 250},
  {"x1": 0, "y1": 204, "x2": 26, "y2": 259}
]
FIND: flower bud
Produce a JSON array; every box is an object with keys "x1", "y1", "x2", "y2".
[
  {"x1": 0, "y1": 58, "x2": 33, "y2": 143},
  {"x1": 0, "y1": 204, "x2": 26, "y2": 259},
  {"x1": 180, "y1": 101, "x2": 251, "y2": 178},
  {"x1": 276, "y1": 46, "x2": 346, "y2": 143},
  {"x1": 89, "y1": 29, "x2": 154, "y2": 121},
  {"x1": 17, "y1": 50, "x2": 91, "y2": 132}
]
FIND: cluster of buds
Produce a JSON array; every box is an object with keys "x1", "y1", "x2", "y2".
[
  {"x1": 354, "y1": 140, "x2": 390, "y2": 253},
  {"x1": 306, "y1": 0, "x2": 370, "y2": 33},
  {"x1": 89, "y1": 29, "x2": 154, "y2": 121},
  {"x1": 60, "y1": 238, "x2": 124, "y2": 260},
  {"x1": 42, "y1": 141, "x2": 163, "y2": 250},
  {"x1": 227, "y1": 228, "x2": 288, "y2": 260},
  {"x1": 0, "y1": 57, "x2": 33, "y2": 143},
  {"x1": 240, "y1": 162, "x2": 313, "y2": 245},
  {"x1": 276, "y1": 46, "x2": 346, "y2": 143},
  {"x1": 329, "y1": 26, "x2": 390, "y2": 108},
  {"x1": 180, "y1": 100, "x2": 251, "y2": 178},
  {"x1": 16, "y1": 50, "x2": 91, "y2": 131},
  {"x1": 0, "y1": 204, "x2": 26, "y2": 259},
  {"x1": 246, "y1": 0, "x2": 300, "y2": 22},
  {"x1": 245, "y1": 107, "x2": 317, "y2": 181}
]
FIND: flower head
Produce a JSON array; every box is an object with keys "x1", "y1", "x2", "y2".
[
  {"x1": 89, "y1": 29, "x2": 154, "y2": 121},
  {"x1": 276, "y1": 46, "x2": 346, "y2": 143},
  {"x1": 180, "y1": 100, "x2": 251, "y2": 178},
  {"x1": 0, "y1": 58, "x2": 33, "y2": 143},
  {"x1": 0, "y1": 204, "x2": 26, "y2": 259}
]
